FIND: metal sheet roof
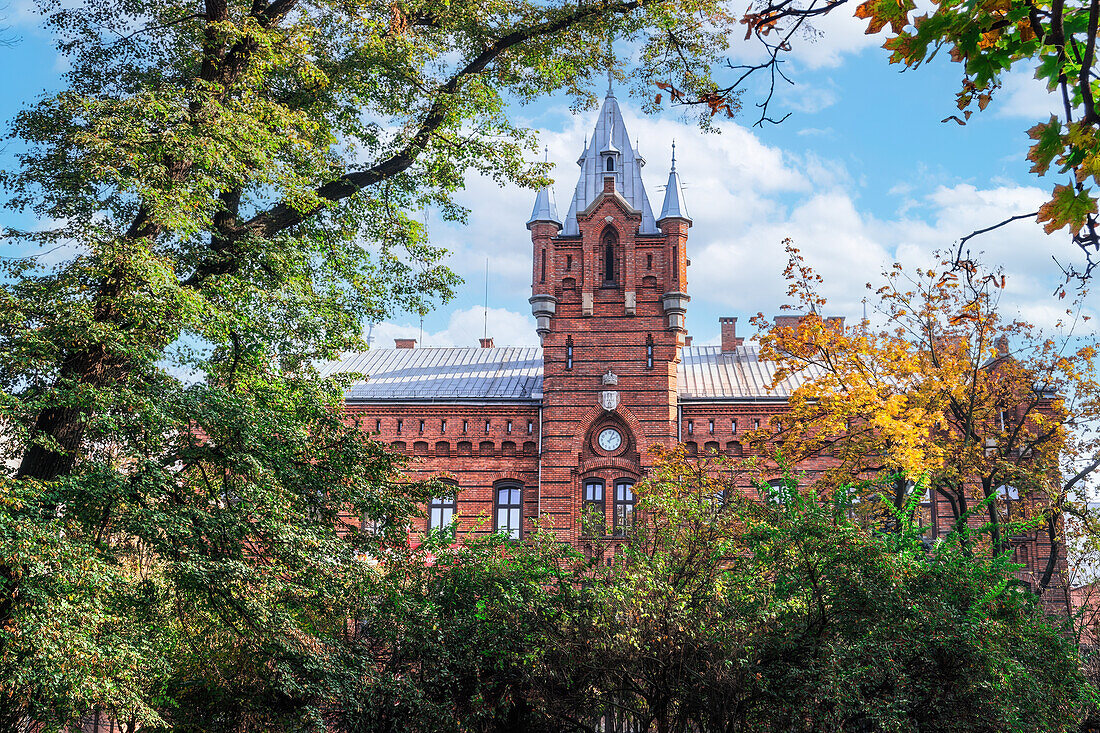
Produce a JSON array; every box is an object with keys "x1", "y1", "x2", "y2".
[
  {"x1": 322, "y1": 345, "x2": 818, "y2": 402},
  {"x1": 677, "y1": 345, "x2": 823, "y2": 400},
  {"x1": 318, "y1": 347, "x2": 543, "y2": 402}
]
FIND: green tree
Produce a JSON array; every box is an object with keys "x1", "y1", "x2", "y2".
[
  {"x1": 552, "y1": 449, "x2": 1089, "y2": 732},
  {"x1": 0, "y1": 0, "x2": 739, "y2": 726}
]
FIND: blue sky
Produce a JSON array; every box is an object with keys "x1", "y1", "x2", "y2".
[{"x1": 0, "y1": 6, "x2": 1090, "y2": 349}]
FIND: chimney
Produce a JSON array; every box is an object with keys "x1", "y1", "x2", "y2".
[
  {"x1": 479, "y1": 337, "x2": 495, "y2": 349},
  {"x1": 995, "y1": 335, "x2": 1009, "y2": 357},
  {"x1": 773, "y1": 315, "x2": 804, "y2": 330},
  {"x1": 394, "y1": 338, "x2": 417, "y2": 349},
  {"x1": 773, "y1": 314, "x2": 846, "y2": 333},
  {"x1": 684, "y1": 335, "x2": 693, "y2": 347},
  {"x1": 720, "y1": 317, "x2": 744, "y2": 352}
]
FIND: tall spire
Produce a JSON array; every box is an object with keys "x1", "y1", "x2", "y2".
[
  {"x1": 562, "y1": 94, "x2": 658, "y2": 235},
  {"x1": 606, "y1": 35, "x2": 615, "y2": 97},
  {"x1": 527, "y1": 144, "x2": 561, "y2": 230},
  {"x1": 658, "y1": 140, "x2": 690, "y2": 223}
]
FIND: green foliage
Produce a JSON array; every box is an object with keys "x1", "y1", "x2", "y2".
[
  {"x1": 545, "y1": 450, "x2": 1088, "y2": 733},
  {"x1": 0, "y1": 0, "x2": 737, "y2": 726}
]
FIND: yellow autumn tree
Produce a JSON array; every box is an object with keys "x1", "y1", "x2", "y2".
[{"x1": 753, "y1": 242, "x2": 1100, "y2": 600}]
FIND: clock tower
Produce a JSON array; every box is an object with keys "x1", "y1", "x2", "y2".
[{"x1": 527, "y1": 87, "x2": 692, "y2": 546}]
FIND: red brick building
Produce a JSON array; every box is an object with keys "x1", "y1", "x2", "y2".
[{"x1": 322, "y1": 91, "x2": 1069, "y2": 601}]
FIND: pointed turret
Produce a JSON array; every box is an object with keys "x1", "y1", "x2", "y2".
[
  {"x1": 527, "y1": 146, "x2": 562, "y2": 230},
  {"x1": 658, "y1": 140, "x2": 690, "y2": 224},
  {"x1": 527, "y1": 185, "x2": 561, "y2": 229},
  {"x1": 561, "y1": 90, "x2": 658, "y2": 236}
]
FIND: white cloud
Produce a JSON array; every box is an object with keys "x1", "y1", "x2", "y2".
[
  {"x1": 996, "y1": 67, "x2": 1060, "y2": 120},
  {"x1": 423, "y1": 97, "x2": 1092, "y2": 350},
  {"x1": 374, "y1": 306, "x2": 538, "y2": 349},
  {"x1": 787, "y1": 11, "x2": 883, "y2": 70}
]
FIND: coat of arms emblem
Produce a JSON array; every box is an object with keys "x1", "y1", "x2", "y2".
[{"x1": 600, "y1": 390, "x2": 619, "y2": 411}]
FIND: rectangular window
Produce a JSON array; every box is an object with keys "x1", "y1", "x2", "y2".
[
  {"x1": 754, "y1": 419, "x2": 760, "y2": 430},
  {"x1": 495, "y1": 485, "x2": 523, "y2": 540},
  {"x1": 396, "y1": 419, "x2": 403, "y2": 435},
  {"x1": 428, "y1": 489, "x2": 458, "y2": 536},
  {"x1": 614, "y1": 481, "x2": 635, "y2": 536},
  {"x1": 646, "y1": 335, "x2": 654, "y2": 370},
  {"x1": 582, "y1": 480, "x2": 605, "y2": 536},
  {"x1": 731, "y1": 419, "x2": 737, "y2": 434},
  {"x1": 462, "y1": 420, "x2": 468, "y2": 434},
  {"x1": 527, "y1": 420, "x2": 534, "y2": 434},
  {"x1": 540, "y1": 249, "x2": 546, "y2": 283},
  {"x1": 441, "y1": 419, "x2": 447, "y2": 434},
  {"x1": 419, "y1": 419, "x2": 425, "y2": 434},
  {"x1": 507, "y1": 420, "x2": 512, "y2": 434},
  {"x1": 375, "y1": 418, "x2": 382, "y2": 433},
  {"x1": 687, "y1": 420, "x2": 694, "y2": 435},
  {"x1": 485, "y1": 420, "x2": 491, "y2": 434},
  {"x1": 566, "y1": 254, "x2": 573, "y2": 271},
  {"x1": 566, "y1": 337, "x2": 574, "y2": 370},
  {"x1": 709, "y1": 419, "x2": 715, "y2": 434}
]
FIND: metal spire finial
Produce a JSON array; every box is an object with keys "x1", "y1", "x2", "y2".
[
  {"x1": 544, "y1": 145, "x2": 549, "y2": 163},
  {"x1": 606, "y1": 35, "x2": 614, "y2": 97},
  {"x1": 671, "y1": 139, "x2": 677, "y2": 171}
]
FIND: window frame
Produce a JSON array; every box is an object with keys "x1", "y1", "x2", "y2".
[
  {"x1": 428, "y1": 484, "x2": 458, "y2": 536},
  {"x1": 494, "y1": 483, "x2": 524, "y2": 540},
  {"x1": 613, "y1": 479, "x2": 636, "y2": 537},
  {"x1": 582, "y1": 479, "x2": 606, "y2": 536}
]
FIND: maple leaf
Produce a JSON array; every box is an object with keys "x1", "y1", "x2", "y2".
[
  {"x1": 1026, "y1": 116, "x2": 1063, "y2": 175},
  {"x1": 854, "y1": 0, "x2": 916, "y2": 35},
  {"x1": 1036, "y1": 184, "x2": 1097, "y2": 235}
]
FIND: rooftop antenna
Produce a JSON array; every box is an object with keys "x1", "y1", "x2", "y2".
[
  {"x1": 418, "y1": 314, "x2": 423, "y2": 345},
  {"x1": 483, "y1": 257, "x2": 489, "y2": 340},
  {"x1": 862, "y1": 297, "x2": 868, "y2": 334}
]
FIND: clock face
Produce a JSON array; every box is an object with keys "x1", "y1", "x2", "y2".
[{"x1": 597, "y1": 428, "x2": 623, "y2": 452}]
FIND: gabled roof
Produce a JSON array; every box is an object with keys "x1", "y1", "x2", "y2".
[
  {"x1": 562, "y1": 92, "x2": 658, "y2": 236},
  {"x1": 321, "y1": 346, "x2": 822, "y2": 402}
]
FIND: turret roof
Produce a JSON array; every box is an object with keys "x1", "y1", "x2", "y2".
[
  {"x1": 658, "y1": 141, "x2": 690, "y2": 222},
  {"x1": 562, "y1": 92, "x2": 658, "y2": 235}
]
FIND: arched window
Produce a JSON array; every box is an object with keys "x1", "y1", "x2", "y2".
[
  {"x1": 582, "y1": 479, "x2": 605, "y2": 536},
  {"x1": 495, "y1": 483, "x2": 523, "y2": 540},
  {"x1": 646, "y1": 334, "x2": 654, "y2": 370},
  {"x1": 566, "y1": 335, "x2": 574, "y2": 370},
  {"x1": 601, "y1": 228, "x2": 618, "y2": 285},
  {"x1": 613, "y1": 480, "x2": 635, "y2": 536},
  {"x1": 606, "y1": 156, "x2": 615, "y2": 172},
  {"x1": 428, "y1": 482, "x2": 458, "y2": 535}
]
